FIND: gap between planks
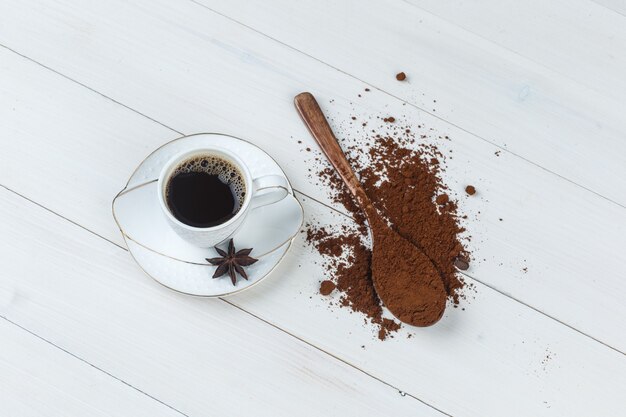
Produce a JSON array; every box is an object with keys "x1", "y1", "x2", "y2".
[
  {"x1": 584, "y1": 0, "x2": 626, "y2": 20},
  {"x1": 0, "y1": 314, "x2": 191, "y2": 417}
]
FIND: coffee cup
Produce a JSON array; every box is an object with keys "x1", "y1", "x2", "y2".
[{"x1": 158, "y1": 147, "x2": 288, "y2": 247}]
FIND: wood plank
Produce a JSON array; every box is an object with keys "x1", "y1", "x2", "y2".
[
  {"x1": 0, "y1": 4, "x2": 625, "y2": 350},
  {"x1": 405, "y1": 0, "x2": 626, "y2": 101},
  {"x1": 3, "y1": 174, "x2": 626, "y2": 416},
  {"x1": 192, "y1": 0, "x2": 626, "y2": 206},
  {"x1": 0, "y1": 319, "x2": 181, "y2": 417},
  {"x1": 0, "y1": 187, "x2": 436, "y2": 417},
  {"x1": 593, "y1": 0, "x2": 626, "y2": 16}
]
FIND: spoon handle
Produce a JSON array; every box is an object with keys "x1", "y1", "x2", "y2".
[{"x1": 294, "y1": 92, "x2": 373, "y2": 213}]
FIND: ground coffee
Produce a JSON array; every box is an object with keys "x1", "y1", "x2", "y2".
[
  {"x1": 305, "y1": 111, "x2": 470, "y2": 339},
  {"x1": 319, "y1": 280, "x2": 336, "y2": 295},
  {"x1": 368, "y1": 212, "x2": 447, "y2": 326}
]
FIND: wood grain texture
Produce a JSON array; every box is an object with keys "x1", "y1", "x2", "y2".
[
  {"x1": 1, "y1": 1, "x2": 625, "y2": 415},
  {"x1": 196, "y1": 0, "x2": 626, "y2": 207},
  {"x1": 593, "y1": 0, "x2": 626, "y2": 16},
  {"x1": 0, "y1": 319, "x2": 181, "y2": 417},
  {"x1": 407, "y1": 0, "x2": 626, "y2": 101},
  {"x1": 0, "y1": 187, "x2": 437, "y2": 417},
  {"x1": 0, "y1": 1, "x2": 625, "y2": 351},
  {"x1": 0, "y1": 49, "x2": 626, "y2": 415}
]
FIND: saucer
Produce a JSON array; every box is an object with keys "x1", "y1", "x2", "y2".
[{"x1": 112, "y1": 133, "x2": 303, "y2": 297}]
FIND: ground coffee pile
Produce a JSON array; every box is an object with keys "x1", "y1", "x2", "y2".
[{"x1": 305, "y1": 113, "x2": 470, "y2": 339}]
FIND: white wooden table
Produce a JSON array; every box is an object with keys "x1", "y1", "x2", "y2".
[{"x1": 1, "y1": 1, "x2": 625, "y2": 416}]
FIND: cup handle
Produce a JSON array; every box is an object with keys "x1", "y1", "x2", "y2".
[{"x1": 250, "y1": 175, "x2": 289, "y2": 209}]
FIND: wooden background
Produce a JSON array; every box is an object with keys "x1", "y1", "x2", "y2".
[{"x1": 1, "y1": 1, "x2": 625, "y2": 415}]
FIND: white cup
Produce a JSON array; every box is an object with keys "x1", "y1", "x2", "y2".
[{"x1": 158, "y1": 147, "x2": 288, "y2": 248}]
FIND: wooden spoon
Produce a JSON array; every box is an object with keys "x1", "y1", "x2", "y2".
[{"x1": 294, "y1": 92, "x2": 447, "y2": 326}]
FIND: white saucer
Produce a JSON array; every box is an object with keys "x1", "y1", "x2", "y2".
[{"x1": 112, "y1": 133, "x2": 303, "y2": 297}]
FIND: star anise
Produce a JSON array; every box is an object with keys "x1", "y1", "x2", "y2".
[{"x1": 206, "y1": 239, "x2": 258, "y2": 286}]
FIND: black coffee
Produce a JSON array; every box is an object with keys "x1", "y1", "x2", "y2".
[{"x1": 165, "y1": 154, "x2": 246, "y2": 228}]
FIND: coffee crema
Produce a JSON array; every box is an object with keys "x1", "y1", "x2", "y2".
[{"x1": 165, "y1": 154, "x2": 246, "y2": 228}]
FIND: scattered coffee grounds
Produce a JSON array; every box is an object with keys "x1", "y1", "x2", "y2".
[
  {"x1": 304, "y1": 106, "x2": 470, "y2": 339},
  {"x1": 396, "y1": 72, "x2": 407, "y2": 81},
  {"x1": 436, "y1": 193, "x2": 449, "y2": 205},
  {"x1": 465, "y1": 185, "x2": 476, "y2": 195},
  {"x1": 454, "y1": 256, "x2": 470, "y2": 271},
  {"x1": 307, "y1": 227, "x2": 399, "y2": 339},
  {"x1": 379, "y1": 318, "x2": 401, "y2": 340},
  {"x1": 320, "y1": 280, "x2": 336, "y2": 295}
]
